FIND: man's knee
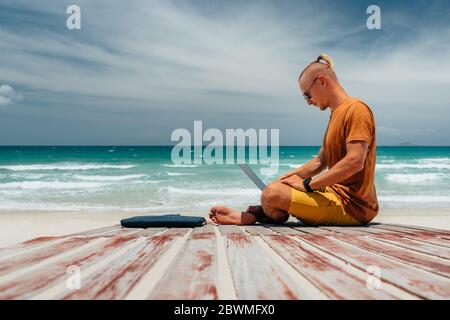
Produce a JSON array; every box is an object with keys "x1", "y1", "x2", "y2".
[
  {"x1": 261, "y1": 182, "x2": 281, "y2": 207},
  {"x1": 260, "y1": 183, "x2": 291, "y2": 223}
]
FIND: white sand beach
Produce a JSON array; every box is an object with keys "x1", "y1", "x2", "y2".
[{"x1": 0, "y1": 208, "x2": 449, "y2": 247}]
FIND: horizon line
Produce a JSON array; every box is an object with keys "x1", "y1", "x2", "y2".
[{"x1": 0, "y1": 145, "x2": 449, "y2": 148}]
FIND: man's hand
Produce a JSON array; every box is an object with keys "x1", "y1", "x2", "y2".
[
  {"x1": 273, "y1": 147, "x2": 326, "y2": 184},
  {"x1": 280, "y1": 175, "x2": 307, "y2": 192},
  {"x1": 274, "y1": 172, "x2": 294, "y2": 183}
]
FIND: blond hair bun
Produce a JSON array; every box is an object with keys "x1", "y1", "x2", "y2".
[{"x1": 316, "y1": 54, "x2": 335, "y2": 73}]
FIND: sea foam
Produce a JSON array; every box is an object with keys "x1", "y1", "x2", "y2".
[
  {"x1": 73, "y1": 174, "x2": 146, "y2": 181},
  {"x1": 0, "y1": 163, "x2": 136, "y2": 171},
  {"x1": 385, "y1": 173, "x2": 444, "y2": 183},
  {"x1": 0, "y1": 181, "x2": 111, "y2": 190}
]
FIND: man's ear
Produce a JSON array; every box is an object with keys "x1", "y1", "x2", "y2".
[{"x1": 318, "y1": 74, "x2": 326, "y2": 85}]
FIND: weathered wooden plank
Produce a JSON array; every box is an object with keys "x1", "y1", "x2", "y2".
[
  {"x1": 223, "y1": 231, "x2": 309, "y2": 299},
  {"x1": 368, "y1": 234, "x2": 450, "y2": 260},
  {"x1": 0, "y1": 236, "x2": 64, "y2": 259},
  {"x1": 65, "y1": 225, "x2": 122, "y2": 237},
  {"x1": 372, "y1": 225, "x2": 450, "y2": 247},
  {"x1": 265, "y1": 226, "x2": 304, "y2": 235},
  {"x1": 133, "y1": 228, "x2": 167, "y2": 237},
  {"x1": 0, "y1": 234, "x2": 142, "y2": 300},
  {"x1": 260, "y1": 234, "x2": 399, "y2": 299},
  {"x1": 0, "y1": 226, "x2": 121, "y2": 259},
  {"x1": 319, "y1": 227, "x2": 367, "y2": 236},
  {"x1": 242, "y1": 225, "x2": 277, "y2": 236},
  {"x1": 322, "y1": 225, "x2": 410, "y2": 236},
  {"x1": 400, "y1": 235, "x2": 450, "y2": 248},
  {"x1": 363, "y1": 224, "x2": 450, "y2": 248},
  {"x1": 297, "y1": 234, "x2": 450, "y2": 299},
  {"x1": 293, "y1": 226, "x2": 333, "y2": 235},
  {"x1": 388, "y1": 224, "x2": 450, "y2": 236},
  {"x1": 373, "y1": 225, "x2": 450, "y2": 239},
  {"x1": 218, "y1": 225, "x2": 245, "y2": 236},
  {"x1": 347, "y1": 226, "x2": 402, "y2": 235},
  {"x1": 60, "y1": 228, "x2": 190, "y2": 300},
  {"x1": 304, "y1": 225, "x2": 450, "y2": 256},
  {"x1": 95, "y1": 227, "x2": 140, "y2": 237},
  {"x1": 149, "y1": 225, "x2": 218, "y2": 299},
  {"x1": 0, "y1": 237, "x2": 97, "y2": 277},
  {"x1": 0, "y1": 228, "x2": 141, "y2": 264},
  {"x1": 330, "y1": 233, "x2": 450, "y2": 277},
  {"x1": 320, "y1": 226, "x2": 450, "y2": 259}
]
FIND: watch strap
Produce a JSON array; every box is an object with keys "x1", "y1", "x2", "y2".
[{"x1": 303, "y1": 178, "x2": 314, "y2": 192}]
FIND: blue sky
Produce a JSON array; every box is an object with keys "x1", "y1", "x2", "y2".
[{"x1": 0, "y1": 0, "x2": 449, "y2": 145}]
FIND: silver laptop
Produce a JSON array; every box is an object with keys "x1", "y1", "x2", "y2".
[{"x1": 239, "y1": 164, "x2": 266, "y2": 191}]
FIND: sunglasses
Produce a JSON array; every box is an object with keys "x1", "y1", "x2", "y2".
[{"x1": 302, "y1": 76, "x2": 319, "y2": 100}]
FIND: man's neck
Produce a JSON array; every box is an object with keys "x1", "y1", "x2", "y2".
[{"x1": 328, "y1": 87, "x2": 349, "y2": 112}]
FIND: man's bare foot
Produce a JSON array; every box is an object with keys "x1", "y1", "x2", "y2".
[{"x1": 209, "y1": 205, "x2": 257, "y2": 225}]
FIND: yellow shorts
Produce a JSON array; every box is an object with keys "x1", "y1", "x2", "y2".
[{"x1": 288, "y1": 187, "x2": 361, "y2": 226}]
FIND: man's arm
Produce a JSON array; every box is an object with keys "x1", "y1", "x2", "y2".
[
  {"x1": 275, "y1": 147, "x2": 327, "y2": 182},
  {"x1": 309, "y1": 141, "x2": 368, "y2": 190}
]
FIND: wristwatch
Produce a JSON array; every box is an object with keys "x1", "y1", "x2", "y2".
[{"x1": 303, "y1": 178, "x2": 314, "y2": 192}]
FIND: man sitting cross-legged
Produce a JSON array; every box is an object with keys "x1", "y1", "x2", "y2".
[{"x1": 209, "y1": 54, "x2": 379, "y2": 226}]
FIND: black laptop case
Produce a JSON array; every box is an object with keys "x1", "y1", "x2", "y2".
[{"x1": 120, "y1": 214, "x2": 206, "y2": 228}]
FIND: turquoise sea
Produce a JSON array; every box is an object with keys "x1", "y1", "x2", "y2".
[{"x1": 0, "y1": 146, "x2": 449, "y2": 213}]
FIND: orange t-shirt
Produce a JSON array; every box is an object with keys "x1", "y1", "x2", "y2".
[{"x1": 322, "y1": 96, "x2": 379, "y2": 224}]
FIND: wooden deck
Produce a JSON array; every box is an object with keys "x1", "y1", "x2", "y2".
[{"x1": 0, "y1": 223, "x2": 449, "y2": 300}]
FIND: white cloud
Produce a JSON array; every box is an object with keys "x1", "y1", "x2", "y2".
[
  {"x1": 0, "y1": 1, "x2": 448, "y2": 111},
  {"x1": 0, "y1": 1, "x2": 360, "y2": 108},
  {"x1": 0, "y1": 84, "x2": 22, "y2": 106},
  {"x1": 0, "y1": 0, "x2": 449, "y2": 145}
]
